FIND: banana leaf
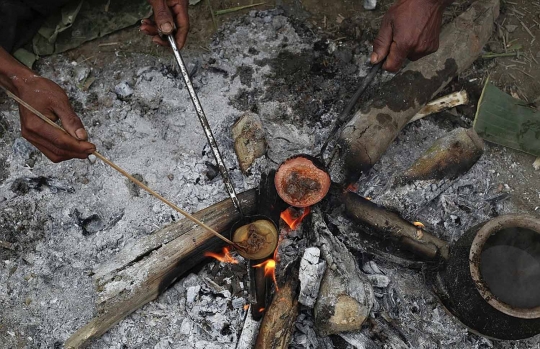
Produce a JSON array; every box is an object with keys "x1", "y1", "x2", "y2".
[{"x1": 474, "y1": 80, "x2": 540, "y2": 157}]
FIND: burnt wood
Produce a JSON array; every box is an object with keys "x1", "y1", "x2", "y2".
[
  {"x1": 329, "y1": 0, "x2": 500, "y2": 184},
  {"x1": 65, "y1": 190, "x2": 257, "y2": 348}
]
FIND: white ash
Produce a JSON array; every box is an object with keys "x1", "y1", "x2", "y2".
[
  {"x1": 298, "y1": 247, "x2": 326, "y2": 308},
  {"x1": 0, "y1": 6, "x2": 539, "y2": 349}
]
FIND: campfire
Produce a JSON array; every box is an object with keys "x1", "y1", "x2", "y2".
[{"x1": 45, "y1": 1, "x2": 540, "y2": 348}]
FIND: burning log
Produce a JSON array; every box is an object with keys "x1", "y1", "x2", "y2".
[
  {"x1": 399, "y1": 127, "x2": 484, "y2": 184},
  {"x1": 310, "y1": 207, "x2": 374, "y2": 336},
  {"x1": 255, "y1": 278, "x2": 300, "y2": 349},
  {"x1": 329, "y1": 0, "x2": 500, "y2": 184},
  {"x1": 65, "y1": 190, "x2": 257, "y2": 348},
  {"x1": 342, "y1": 191, "x2": 449, "y2": 260}
]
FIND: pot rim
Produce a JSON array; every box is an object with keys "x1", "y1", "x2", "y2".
[{"x1": 469, "y1": 214, "x2": 540, "y2": 319}]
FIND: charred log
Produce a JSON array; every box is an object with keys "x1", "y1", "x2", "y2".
[{"x1": 329, "y1": 0, "x2": 500, "y2": 184}]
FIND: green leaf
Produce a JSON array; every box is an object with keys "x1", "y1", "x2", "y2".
[{"x1": 474, "y1": 79, "x2": 540, "y2": 157}]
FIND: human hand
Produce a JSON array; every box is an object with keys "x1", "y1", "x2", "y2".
[
  {"x1": 140, "y1": 0, "x2": 189, "y2": 49},
  {"x1": 371, "y1": 0, "x2": 450, "y2": 72},
  {"x1": 14, "y1": 75, "x2": 96, "y2": 163}
]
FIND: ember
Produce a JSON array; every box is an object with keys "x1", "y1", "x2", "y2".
[
  {"x1": 253, "y1": 259, "x2": 279, "y2": 291},
  {"x1": 281, "y1": 206, "x2": 311, "y2": 230},
  {"x1": 204, "y1": 247, "x2": 239, "y2": 264},
  {"x1": 413, "y1": 221, "x2": 425, "y2": 229}
]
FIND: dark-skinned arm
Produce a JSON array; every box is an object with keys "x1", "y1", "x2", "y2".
[
  {"x1": 0, "y1": 47, "x2": 95, "y2": 162},
  {"x1": 371, "y1": 0, "x2": 455, "y2": 72}
]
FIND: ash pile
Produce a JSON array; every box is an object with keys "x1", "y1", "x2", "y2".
[{"x1": 1, "y1": 4, "x2": 539, "y2": 349}]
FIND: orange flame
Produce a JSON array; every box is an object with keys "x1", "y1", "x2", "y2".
[
  {"x1": 204, "y1": 247, "x2": 239, "y2": 264},
  {"x1": 243, "y1": 304, "x2": 250, "y2": 311},
  {"x1": 253, "y1": 259, "x2": 279, "y2": 292},
  {"x1": 280, "y1": 206, "x2": 311, "y2": 230},
  {"x1": 413, "y1": 221, "x2": 425, "y2": 229}
]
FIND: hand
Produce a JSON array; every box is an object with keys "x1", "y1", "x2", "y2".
[
  {"x1": 140, "y1": 0, "x2": 189, "y2": 49},
  {"x1": 371, "y1": 0, "x2": 450, "y2": 72},
  {"x1": 15, "y1": 75, "x2": 96, "y2": 163}
]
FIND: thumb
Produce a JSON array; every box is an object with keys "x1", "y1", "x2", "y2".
[
  {"x1": 55, "y1": 101, "x2": 88, "y2": 141},
  {"x1": 371, "y1": 17, "x2": 393, "y2": 64},
  {"x1": 151, "y1": 0, "x2": 175, "y2": 35}
]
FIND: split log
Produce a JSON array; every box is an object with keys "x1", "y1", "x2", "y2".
[
  {"x1": 342, "y1": 191, "x2": 449, "y2": 260},
  {"x1": 255, "y1": 278, "x2": 299, "y2": 349},
  {"x1": 399, "y1": 127, "x2": 484, "y2": 183},
  {"x1": 408, "y1": 90, "x2": 469, "y2": 124},
  {"x1": 310, "y1": 207, "x2": 374, "y2": 336},
  {"x1": 298, "y1": 247, "x2": 326, "y2": 308},
  {"x1": 236, "y1": 306, "x2": 261, "y2": 349},
  {"x1": 65, "y1": 190, "x2": 257, "y2": 349},
  {"x1": 329, "y1": 0, "x2": 500, "y2": 184}
]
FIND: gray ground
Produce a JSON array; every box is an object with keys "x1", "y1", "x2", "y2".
[{"x1": 1, "y1": 6, "x2": 539, "y2": 349}]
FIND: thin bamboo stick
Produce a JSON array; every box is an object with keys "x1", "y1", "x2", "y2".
[{"x1": 1, "y1": 85, "x2": 238, "y2": 248}]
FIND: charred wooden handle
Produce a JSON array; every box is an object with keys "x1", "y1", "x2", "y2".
[{"x1": 343, "y1": 191, "x2": 449, "y2": 260}]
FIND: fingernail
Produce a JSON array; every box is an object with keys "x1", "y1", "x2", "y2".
[
  {"x1": 371, "y1": 52, "x2": 379, "y2": 63},
  {"x1": 75, "y1": 128, "x2": 88, "y2": 140},
  {"x1": 160, "y1": 23, "x2": 173, "y2": 34}
]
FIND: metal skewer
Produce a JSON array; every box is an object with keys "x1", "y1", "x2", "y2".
[
  {"x1": 167, "y1": 35, "x2": 245, "y2": 218},
  {"x1": 0, "y1": 85, "x2": 241, "y2": 249}
]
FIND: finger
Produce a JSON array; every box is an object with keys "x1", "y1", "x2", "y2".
[
  {"x1": 140, "y1": 23, "x2": 160, "y2": 36},
  {"x1": 24, "y1": 117, "x2": 96, "y2": 157},
  {"x1": 53, "y1": 99, "x2": 89, "y2": 141},
  {"x1": 371, "y1": 16, "x2": 393, "y2": 64},
  {"x1": 383, "y1": 41, "x2": 408, "y2": 72},
  {"x1": 171, "y1": 1, "x2": 189, "y2": 49},
  {"x1": 150, "y1": 0, "x2": 175, "y2": 35},
  {"x1": 28, "y1": 136, "x2": 91, "y2": 163},
  {"x1": 152, "y1": 36, "x2": 169, "y2": 47}
]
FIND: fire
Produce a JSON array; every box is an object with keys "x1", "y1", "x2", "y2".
[
  {"x1": 413, "y1": 221, "x2": 425, "y2": 229},
  {"x1": 280, "y1": 206, "x2": 311, "y2": 230},
  {"x1": 259, "y1": 307, "x2": 265, "y2": 313},
  {"x1": 346, "y1": 183, "x2": 359, "y2": 192},
  {"x1": 204, "y1": 247, "x2": 239, "y2": 264},
  {"x1": 243, "y1": 304, "x2": 250, "y2": 311},
  {"x1": 253, "y1": 259, "x2": 279, "y2": 292}
]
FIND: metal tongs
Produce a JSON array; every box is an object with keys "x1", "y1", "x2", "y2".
[{"x1": 168, "y1": 35, "x2": 245, "y2": 218}]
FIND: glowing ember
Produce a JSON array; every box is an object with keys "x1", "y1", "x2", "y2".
[
  {"x1": 413, "y1": 221, "x2": 425, "y2": 229},
  {"x1": 243, "y1": 304, "x2": 250, "y2": 311},
  {"x1": 280, "y1": 206, "x2": 311, "y2": 230},
  {"x1": 253, "y1": 259, "x2": 279, "y2": 291},
  {"x1": 365, "y1": 197, "x2": 372, "y2": 201},
  {"x1": 259, "y1": 307, "x2": 265, "y2": 313},
  {"x1": 204, "y1": 247, "x2": 239, "y2": 264},
  {"x1": 346, "y1": 183, "x2": 359, "y2": 192}
]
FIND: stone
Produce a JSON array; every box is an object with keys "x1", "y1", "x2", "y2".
[
  {"x1": 114, "y1": 81, "x2": 134, "y2": 100},
  {"x1": 364, "y1": 0, "x2": 377, "y2": 10},
  {"x1": 231, "y1": 112, "x2": 267, "y2": 173},
  {"x1": 299, "y1": 247, "x2": 326, "y2": 308}
]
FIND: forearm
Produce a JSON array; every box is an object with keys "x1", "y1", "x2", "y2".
[{"x1": 0, "y1": 47, "x2": 33, "y2": 94}]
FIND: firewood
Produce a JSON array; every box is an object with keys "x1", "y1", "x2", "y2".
[
  {"x1": 399, "y1": 128, "x2": 484, "y2": 183},
  {"x1": 65, "y1": 190, "x2": 257, "y2": 349},
  {"x1": 342, "y1": 191, "x2": 449, "y2": 260},
  {"x1": 255, "y1": 278, "x2": 299, "y2": 349},
  {"x1": 329, "y1": 0, "x2": 500, "y2": 184},
  {"x1": 236, "y1": 306, "x2": 261, "y2": 349},
  {"x1": 310, "y1": 207, "x2": 374, "y2": 336},
  {"x1": 408, "y1": 90, "x2": 469, "y2": 124}
]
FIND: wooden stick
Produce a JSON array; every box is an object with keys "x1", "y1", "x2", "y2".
[{"x1": 0, "y1": 86, "x2": 237, "y2": 247}]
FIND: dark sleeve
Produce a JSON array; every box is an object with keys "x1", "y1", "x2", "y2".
[{"x1": 0, "y1": 0, "x2": 71, "y2": 53}]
